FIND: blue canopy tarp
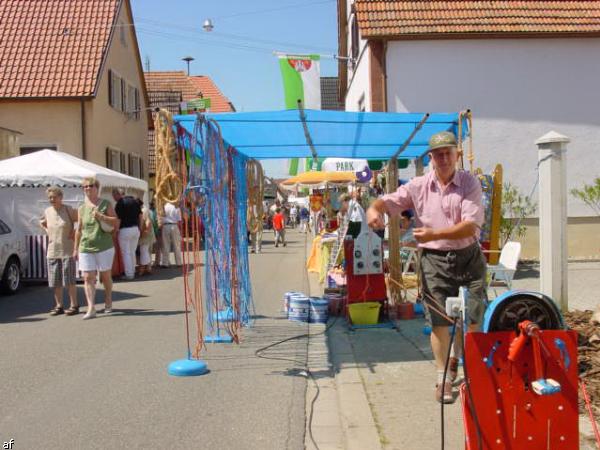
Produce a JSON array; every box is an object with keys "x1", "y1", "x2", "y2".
[{"x1": 174, "y1": 109, "x2": 468, "y2": 160}]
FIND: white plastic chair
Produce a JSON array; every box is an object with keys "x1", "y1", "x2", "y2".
[
  {"x1": 401, "y1": 247, "x2": 418, "y2": 275},
  {"x1": 487, "y1": 241, "x2": 521, "y2": 294}
]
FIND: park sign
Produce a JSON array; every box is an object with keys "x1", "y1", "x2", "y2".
[
  {"x1": 321, "y1": 158, "x2": 368, "y2": 173},
  {"x1": 181, "y1": 98, "x2": 211, "y2": 114}
]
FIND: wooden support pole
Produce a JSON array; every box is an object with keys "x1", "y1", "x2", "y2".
[{"x1": 386, "y1": 158, "x2": 401, "y2": 304}]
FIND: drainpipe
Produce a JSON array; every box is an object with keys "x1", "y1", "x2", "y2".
[
  {"x1": 80, "y1": 98, "x2": 87, "y2": 160},
  {"x1": 382, "y1": 40, "x2": 388, "y2": 112}
]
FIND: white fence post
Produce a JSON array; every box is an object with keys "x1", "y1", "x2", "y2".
[{"x1": 535, "y1": 131, "x2": 569, "y2": 312}]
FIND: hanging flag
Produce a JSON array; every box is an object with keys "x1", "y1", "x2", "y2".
[{"x1": 278, "y1": 54, "x2": 321, "y2": 175}]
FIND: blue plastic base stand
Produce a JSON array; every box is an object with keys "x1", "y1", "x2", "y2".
[
  {"x1": 204, "y1": 333, "x2": 234, "y2": 343},
  {"x1": 212, "y1": 307, "x2": 236, "y2": 322},
  {"x1": 349, "y1": 320, "x2": 396, "y2": 331},
  {"x1": 168, "y1": 358, "x2": 208, "y2": 377}
]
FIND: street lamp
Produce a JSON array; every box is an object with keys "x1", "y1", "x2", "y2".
[
  {"x1": 203, "y1": 18, "x2": 214, "y2": 32},
  {"x1": 182, "y1": 56, "x2": 194, "y2": 76}
]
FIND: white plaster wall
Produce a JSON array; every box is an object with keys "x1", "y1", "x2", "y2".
[
  {"x1": 386, "y1": 38, "x2": 600, "y2": 217},
  {"x1": 345, "y1": 45, "x2": 371, "y2": 111}
]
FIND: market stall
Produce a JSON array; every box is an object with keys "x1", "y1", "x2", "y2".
[
  {"x1": 0, "y1": 150, "x2": 148, "y2": 279},
  {"x1": 171, "y1": 108, "x2": 470, "y2": 339}
]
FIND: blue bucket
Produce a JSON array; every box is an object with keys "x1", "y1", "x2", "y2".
[
  {"x1": 414, "y1": 303, "x2": 424, "y2": 316},
  {"x1": 284, "y1": 291, "x2": 303, "y2": 314},
  {"x1": 288, "y1": 296, "x2": 309, "y2": 322},
  {"x1": 309, "y1": 297, "x2": 329, "y2": 324}
]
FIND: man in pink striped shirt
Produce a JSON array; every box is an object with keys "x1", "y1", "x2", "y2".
[{"x1": 367, "y1": 131, "x2": 486, "y2": 404}]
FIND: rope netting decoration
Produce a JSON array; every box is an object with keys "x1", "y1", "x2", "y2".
[
  {"x1": 246, "y1": 160, "x2": 264, "y2": 236},
  {"x1": 196, "y1": 117, "x2": 254, "y2": 343},
  {"x1": 155, "y1": 109, "x2": 204, "y2": 358}
]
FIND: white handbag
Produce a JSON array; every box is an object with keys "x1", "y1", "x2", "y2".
[{"x1": 99, "y1": 220, "x2": 114, "y2": 233}]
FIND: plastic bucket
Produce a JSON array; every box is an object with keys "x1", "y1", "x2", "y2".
[
  {"x1": 349, "y1": 302, "x2": 381, "y2": 325},
  {"x1": 414, "y1": 302, "x2": 425, "y2": 316},
  {"x1": 397, "y1": 302, "x2": 415, "y2": 320},
  {"x1": 327, "y1": 295, "x2": 343, "y2": 316},
  {"x1": 309, "y1": 297, "x2": 329, "y2": 324},
  {"x1": 288, "y1": 296, "x2": 309, "y2": 322},
  {"x1": 324, "y1": 292, "x2": 343, "y2": 316},
  {"x1": 284, "y1": 291, "x2": 302, "y2": 314}
]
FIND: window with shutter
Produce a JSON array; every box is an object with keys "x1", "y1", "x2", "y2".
[
  {"x1": 121, "y1": 79, "x2": 127, "y2": 113},
  {"x1": 351, "y1": 13, "x2": 359, "y2": 68},
  {"x1": 128, "y1": 154, "x2": 142, "y2": 178},
  {"x1": 108, "y1": 70, "x2": 113, "y2": 107},
  {"x1": 126, "y1": 84, "x2": 137, "y2": 117},
  {"x1": 106, "y1": 147, "x2": 121, "y2": 171},
  {"x1": 120, "y1": 153, "x2": 126, "y2": 174},
  {"x1": 134, "y1": 88, "x2": 140, "y2": 120},
  {"x1": 110, "y1": 71, "x2": 122, "y2": 111}
]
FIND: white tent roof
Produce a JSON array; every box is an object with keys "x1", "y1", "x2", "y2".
[{"x1": 0, "y1": 150, "x2": 147, "y2": 192}]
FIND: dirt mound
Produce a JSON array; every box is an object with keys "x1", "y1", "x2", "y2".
[{"x1": 563, "y1": 310, "x2": 600, "y2": 415}]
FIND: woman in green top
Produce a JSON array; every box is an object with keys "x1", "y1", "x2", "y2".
[{"x1": 73, "y1": 177, "x2": 119, "y2": 320}]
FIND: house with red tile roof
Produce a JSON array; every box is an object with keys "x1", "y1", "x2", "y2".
[
  {"x1": 338, "y1": 0, "x2": 600, "y2": 259},
  {"x1": 0, "y1": 0, "x2": 150, "y2": 180},
  {"x1": 144, "y1": 71, "x2": 234, "y2": 178},
  {"x1": 144, "y1": 71, "x2": 235, "y2": 113}
]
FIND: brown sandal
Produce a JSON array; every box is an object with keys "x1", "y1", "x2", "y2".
[
  {"x1": 65, "y1": 306, "x2": 80, "y2": 316},
  {"x1": 50, "y1": 306, "x2": 64, "y2": 316}
]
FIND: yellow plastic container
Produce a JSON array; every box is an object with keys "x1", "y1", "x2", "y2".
[{"x1": 349, "y1": 302, "x2": 381, "y2": 325}]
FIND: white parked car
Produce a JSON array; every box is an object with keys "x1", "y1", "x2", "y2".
[{"x1": 0, "y1": 218, "x2": 28, "y2": 294}]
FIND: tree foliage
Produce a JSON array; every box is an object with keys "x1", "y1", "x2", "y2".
[
  {"x1": 500, "y1": 182, "x2": 537, "y2": 245},
  {"x1": 570, "y1": 177, "x2": 600, "y2": 216}
]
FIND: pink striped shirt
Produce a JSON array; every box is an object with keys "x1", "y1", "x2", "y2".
[{"x1": 381, "y1": 170, "x2": 484, "y2": 251}]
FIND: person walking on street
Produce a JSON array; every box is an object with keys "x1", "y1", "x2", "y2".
[
  {"x1": 149, "y1": 201, "x2": 161, "y2": 266},
  {"x1": 161, "y1": 201, "x2": 183, "y2": 267},
  {"x1": 247, "y1": 203, "x2": 263, "y2": 253},
  {"x1": 138, "y1": 200, "x2": 156, "y2": 275},
  {"x1": 299, "y1": 206, "x2": 310, "y2": 233},
  {"x1": 366, "y1": 131, "x2": 486, "y2": 404},
  {"x1": 75, "y1": 177, "x2": 119, "y2": 320},
  {"x1": 112, "y1": 189, "x2": 142, "y2": 280},
  {"x1": 40, "y1": 186, "x2": 79, "y2": 316},
  {"x1": 272, "y1": 208, "x2": 286, "y2": 247},
  {"x1": 289, "y1": 204, "x2": 298, "y2": 229}
]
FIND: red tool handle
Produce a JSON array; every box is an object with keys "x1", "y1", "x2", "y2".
[{"x1": 508, "y1": 320, "x2": 533, "y2": 362}]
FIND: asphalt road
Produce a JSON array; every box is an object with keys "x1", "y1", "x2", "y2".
[{"x1": 0, "y1": 229, "x2": 312, "y2": 449}]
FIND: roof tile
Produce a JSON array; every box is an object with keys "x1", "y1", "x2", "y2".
[
  {"x1": 144, "y1": 71, "x2": 235, "y2": 113},
  {"x1": 355, "y1": 1, "x2": 600, "y2": 38},
  {"x1": 0, "y1": 0, "x2": 120, "y2": 98}
]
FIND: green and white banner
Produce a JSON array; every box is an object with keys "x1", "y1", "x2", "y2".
[
  {"x1": 278, "y1": 54, "x2": 321, "y2": 175},
  {"x1": 279, "y1": 54, "x2": 321, "y2": 110}
]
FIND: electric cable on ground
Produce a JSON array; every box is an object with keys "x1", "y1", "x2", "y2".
[
  {"x1": 254, "y1": 227, "x2": 338, "y2": 450},
  {"x1": 441, "y1": 318, "x2": 457, "y2": 450},
  {"x1": 459, "y1": 315, "x2": 483, "y2": 450}
]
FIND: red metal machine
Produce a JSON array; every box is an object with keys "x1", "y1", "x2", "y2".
[
  {"x1": 343, "y1": 233, "x2": 387, "y2": 321},
  {"x1": 461, "y1": 291, "x2": 579, "y2": 449}
]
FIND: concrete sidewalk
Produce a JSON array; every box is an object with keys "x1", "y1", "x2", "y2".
[{"x1": 305, "y1": 258, "x2": 600, "y2": 449}]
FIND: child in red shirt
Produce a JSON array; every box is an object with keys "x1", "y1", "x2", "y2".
[{"x1": 272, "y1": 208, "x2": 287, "y2": 247}]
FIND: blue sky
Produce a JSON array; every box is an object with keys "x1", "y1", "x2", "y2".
[{"x1": 131, "y1": 0, "x2": 339, "y2": 178}]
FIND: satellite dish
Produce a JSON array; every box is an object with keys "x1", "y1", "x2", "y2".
[{"x1": 355, "y1": 166, "x2": 372, "y2": 183}]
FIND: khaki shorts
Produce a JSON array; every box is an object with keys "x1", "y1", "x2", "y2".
[{"x1": 419, "y1": 242, "x2": 487, "y2": 327}]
